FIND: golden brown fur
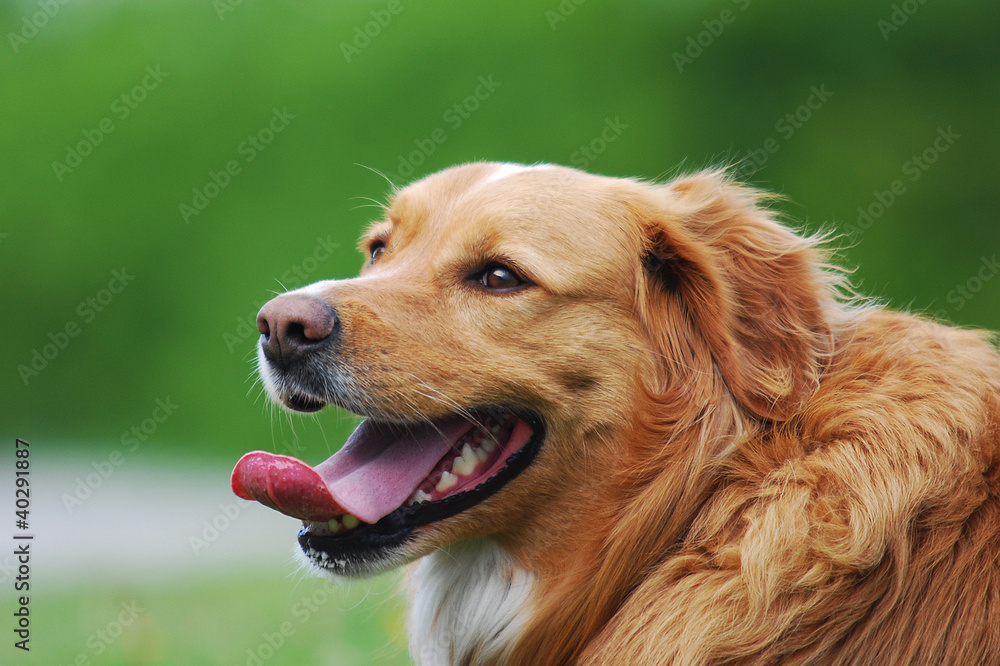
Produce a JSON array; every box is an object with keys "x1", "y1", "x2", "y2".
[{"x1": 302, "y1": 163, "x2": 1000, "y2": 663}]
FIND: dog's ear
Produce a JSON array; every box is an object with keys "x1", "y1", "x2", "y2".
[{"x1": 634, "y1": 171, "x2": 833, "y2": 421}]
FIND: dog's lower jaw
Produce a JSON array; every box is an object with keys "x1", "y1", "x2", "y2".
[{"x1": 408, "y1": 538, "x2": 535, "y2": 666}]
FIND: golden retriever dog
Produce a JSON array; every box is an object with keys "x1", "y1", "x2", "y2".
[{"x1": 233, "y1": 162, "x2": 1000, "y2": 664}]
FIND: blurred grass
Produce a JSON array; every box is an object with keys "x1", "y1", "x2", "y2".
[{"x1": 0, "y1": 571, "x2": 408, "y2": 665}]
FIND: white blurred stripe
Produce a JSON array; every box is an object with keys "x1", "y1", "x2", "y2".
[{"x1": 5, "y1": 447, "x2": 300, "y2": 584}]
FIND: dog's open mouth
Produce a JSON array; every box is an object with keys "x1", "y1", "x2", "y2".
[
  {"x1": 284, "y1": 392, "x2": 326, "y2": 413},
  {"x1": 231, "y1": 408, "x2": 543, "y2": 572}
]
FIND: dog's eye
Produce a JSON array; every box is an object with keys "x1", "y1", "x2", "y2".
[
  {"x1": 369, "y1": 241, "x2": 386, "y2": 264},
  {"x1": 479, "y1": 265, "x2": 524, "y2": 291}
]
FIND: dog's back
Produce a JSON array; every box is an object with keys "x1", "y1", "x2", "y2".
[{"x1": 576, "y1": 310, "x2": 1000, "y2": 664}]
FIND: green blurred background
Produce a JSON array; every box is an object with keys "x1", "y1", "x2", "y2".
[{"x1": 1, "y1": 0, "x2": 998, "y2": 663}]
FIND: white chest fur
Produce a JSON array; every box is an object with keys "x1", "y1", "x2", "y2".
[{"x1": 408, "y1": 539, "x2": 535, "y2": 666}]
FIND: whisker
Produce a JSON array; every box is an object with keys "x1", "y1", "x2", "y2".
[
  {"x1": 351, "y1": 195, "x2": 390, "y2": 212},
  {"x1": 354, "y1": 162, "x2": 400, "y2": 193}
]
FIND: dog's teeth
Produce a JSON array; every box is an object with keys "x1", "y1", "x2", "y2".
[
  {"x1": 436, "y1": 471, "x2": 458, "y2": 492},
  {"x1": 482, "y1": 437, "x2": 498, "y2": 453},
  {"x1": 453, "y1": 444, "x2": 478, "y2": 476},
  {"x1": 489, "y1": 424, "x2": 501, "y2": 435},
  {"x1": 328, "y1": 518, "x2": 341, "y2": 532},
  {"x1": 453, "y1": 457, "x2": 474, "y2": 476},
  {"x1": 341, "y1": 514, "x2": 359, "y2": 530},
  {"x1": 411, "y1": 489, "x2": 431, "y2": 504},
  {"x1": 475, "y1": 446, "x2": 489, "y2": 463}
]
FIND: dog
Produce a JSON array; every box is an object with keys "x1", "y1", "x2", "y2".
[{"x1": 233, "y1": 162, "x2": 1000, "y2": 664}]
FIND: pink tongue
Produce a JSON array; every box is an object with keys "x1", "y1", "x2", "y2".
[{"x1": 232, "y1": 417, "x2": 473, "y2": 524}]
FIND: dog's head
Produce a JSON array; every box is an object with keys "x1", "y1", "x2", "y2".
[{"x1": 232, "y1": 162, "x2": 833, "y2": 577}]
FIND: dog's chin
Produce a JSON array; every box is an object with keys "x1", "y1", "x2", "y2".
[
  {"x1": 294, "y1": 535, "x2": 415, "y2": 580},
  {"x1": 251, "y1": 396, "x2": 546, "y2": 578}
]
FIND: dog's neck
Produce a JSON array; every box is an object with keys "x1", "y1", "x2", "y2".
[{"x1": 408, "y1": 538, "x2": 535, "y2": 666}]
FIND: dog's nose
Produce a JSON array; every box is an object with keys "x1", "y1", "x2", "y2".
[{"x1": 256, "y1": 294, "x2": 338, "y2": 368}]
